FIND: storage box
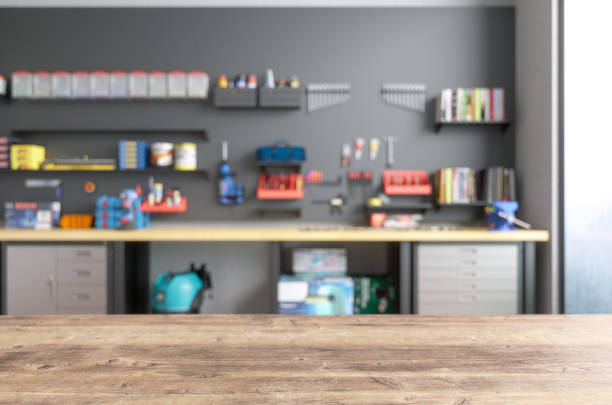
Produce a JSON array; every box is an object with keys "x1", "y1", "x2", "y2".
[
  {"x1": 277, "y1": 275, "x2": 354, "y2": 315},
  {"x1": 353, "y1": 277, "x2": 396, "y2": 314},
  {"x1": 168, "y1": 71, "x2": 187, "y2": 98},
  {"x1": 90, "y1": 71, "x2": 110, "y2": 98},
  {"x1": 259, "y1": 87, "x2": 301, "y2": 109},
  {"x1": 187, "y1": 71, "x2": 209, "y2": 99},
  {"x1": 51, "y1": 71, "x2": 72, "y2": 98},
  {"x1": 214, "y1": 87, "x2": 257, "y2": 108},
  {"x1": 383, "y1": 170, "x2": 432, "y2": 195},
  {"x1": 110, "y1": 71, "x2": 129, "y2": 98},
  {"x1": 10, "y1": 144, "x2": 46, "y2": 170},
  {"x1": 129, "y1": 71, "x2": 148, "y2": 98},
  {"x1": 33, "y1": 71, "x2": 52, "y2": 98},
  {"x1": 292, "y1": 248, "x2": 347, "y2": 275},
  {"x1": 148, "y1": 71, "x2": 167, "y2": 98},
  {"x1": 72, "y1": 71, "x2": 90, "y2": 98},
  {"x1": 4, "y1": 201, "x2": 61, "y2": 229},
  {"x1": 11, "y1": 71, "x2": 33, "y2": 99}
]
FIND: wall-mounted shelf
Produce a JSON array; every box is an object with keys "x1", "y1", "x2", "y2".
[
  {"x1": 435, "y1": 121, "x2": 511, "y2": 134},
  {"x1": 140, "y1": 197, "x2": 187, "y2": 213},
  {"x1": 12, "y1": 128, "x2": 209, "y2": 142},
  {"x1": 0, "y1": 168, "x2": 209, "y2": 179},
  {"x1": 436, "y1": 201, "x2": 488, "y2": 208},
  {"x1": 366, "y1": 202, "x2": 433, "y2": 214}
]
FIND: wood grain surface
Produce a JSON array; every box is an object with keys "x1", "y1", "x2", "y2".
[
  {"x1": 0, "y1": 227, "x2": 550, "y2": 242},
  {"x1": 0, "y1": 315, "x2": 609, "y2": 404}
]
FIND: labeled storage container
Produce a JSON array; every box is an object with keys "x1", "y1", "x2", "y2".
[
  {"x1": 51, "y1": 71, "x2": 72, "y2": 98},
  {"x1": 0, "y1": 75, "x2": 6, "y2": 96},
  {"x1": 72, "y1": 71, "x2": 90, "y2": 98},
  {"x1": 110, "y1": 71, "x2": 129, "y2": 98},
  {"x1": 129, "y1": 70, "x2": 148, "y2": 98},
  {"x1": 174, "y1": 142, "x2": 197, "y2": 171},
  {"x1": 148, "y1": 71, "x2": 167, "y2": 98},
  {"x1": 150, "y1": 142, "x2": 174, "y2": 167},
  {"x1": 12, "y1": 71, "x2": 33, "y2": 99},
  {"x1": 33, "y1": 71, "x2": 52, "y2": 99},
  {"x1": 187, "y1": 71, "x2": 209, "y2": 99},
  {"x1": 168, "y1": 71, "x2": 187, "y2": 98},
  {"x1": 90, "y1": 71, "x2": 110, "y2": 98}
]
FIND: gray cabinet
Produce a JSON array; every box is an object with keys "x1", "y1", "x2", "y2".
[
  {"x1": 4, "y1": 244, "x2": 108, "y2": 315},
  {"x1": 415, "y1": 243, "x2": 520, "y2": 315}
]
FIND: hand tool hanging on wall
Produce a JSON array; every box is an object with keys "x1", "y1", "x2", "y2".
[
  {"x1": 369, "y1": 138, "x2": 380, "y2": 161},
  {"x1": 341, "y1": 143, "x2": 352, "y2": 167},
  {"x1": 312, "y1": 194, "x2": 347, "y2": 215},
  {"x1": 381, "y1": 83, "x2": 426, "y2": 112},
  {"x1": 385, "y1": 137, "x2": 398, "y2": 168},
  {"x1": 307, "y1": 83, "x2": 351, "y2": 113},
  {"x1": 354, "y1": 138, "x2": 365, "y2": 161}
]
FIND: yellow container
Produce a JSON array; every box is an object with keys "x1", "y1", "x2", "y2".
[
  {"x1": 174, "y1": 142, "x2": 197, "y2": 171},
  {"x1": 10, "y1": 144, "x2": 45, "y2": 170}
]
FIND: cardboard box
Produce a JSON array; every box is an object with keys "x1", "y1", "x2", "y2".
[
  {"x1": 353, "y1": 277, "x2": 397, "y2": 314},
  {"x1": 278, "y1": 275, "x2": 354, "y2": 315},
  {"x1": 4, "y1": 201, "x2": 61, "y2": 229}
]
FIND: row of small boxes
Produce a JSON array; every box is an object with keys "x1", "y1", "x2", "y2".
[
  {"x1": 119, "y1": 140, "x2": 148, "y2": 170},
  {"x1": 11, "y1": 70, "x2": 209, "y2": 100},
  {"x1": 95, "y1": 193, "x2": 150, "y2": 229},
  {"x1": 10, "y1": 144, "x2": 46, "y2": 170}
]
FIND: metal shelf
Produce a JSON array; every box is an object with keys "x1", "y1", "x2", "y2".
[
  {"x1": 0, "y1": 168, "x2": 209, "y2": 179},
  {"x1": 12, "y1": 128, "x2": 209, "y2": 142}
]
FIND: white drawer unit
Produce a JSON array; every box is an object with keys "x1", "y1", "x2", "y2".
[
  {"x1": 415, "y1": 243, "x2": 520, "y2": 315},
  {"x1": 4, "y1": 244, "x2": 108, "y2": 315}
]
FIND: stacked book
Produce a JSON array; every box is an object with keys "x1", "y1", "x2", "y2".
[
  {"x1": 437, "y1": 88, "x2": 505, "y2": 123},
  {"x1": 483, "y1": 167, "x2": 516, "y2": 202},
  {"x1": 0, "y1": 136, "x2": 23, "y2": 169},
  {"x1": 434, "y1": 167, "x2": 477, "y2": 204}
]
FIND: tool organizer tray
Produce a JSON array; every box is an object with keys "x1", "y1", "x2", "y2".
[
  {"x1": 213, "y1": 88, "x2": 257, "y2": 108},
  {"x1": 258, "y1": 87, "x2": 301, "y2": 109}
]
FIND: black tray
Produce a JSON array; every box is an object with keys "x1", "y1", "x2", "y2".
[
  {"x1": 258, "y1": 87, "x2": 301, "y2": 109},
  {"x1": 214, "y1": 88, "x2": 257, "y2": 108}
]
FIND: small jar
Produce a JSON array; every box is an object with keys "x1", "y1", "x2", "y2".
[
  {"x1": 168, "y1": 71, "x2": 186, "y2": 98},
  {"x1": 51, "y1": 71, "x2": 72, "y2": 98},
  {"x1": 150, "y1": 142, "x2": 174, "y2": 167},
  {"x1": 110, "y1": 71, "x2": 129, "y2": 98},
  {"x1": 72, "y1": 71, "x2": 90, "y2": 98},
  {"x1": 12, "y1": 71, "x2": 33, "y2": 99},
  {"x1": 187, "y1": 71, "x2": 209, "y2": 99},
  {"x1": 149, "y1": 71, "x2": 167, "y2": 98},
  {"x1": 90, "y1": 71, "x2": 110, "y2": 98},
  {"x1": 33, "y1": 71, "x2": 52, "y2": 98},
  {"x1": 174, "y1": 142, "x2": 197, "y2": 171},
  {"x1": 129, "y1": 70, "x2": 148, "y2": 98}
]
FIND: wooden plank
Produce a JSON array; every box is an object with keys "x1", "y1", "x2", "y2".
[
  {"x1": 0, "y1": 315, "x2": 610, "y2": 403},
  {"x1": 0, "y1": 227, "x2": 550, "y2": 242}
]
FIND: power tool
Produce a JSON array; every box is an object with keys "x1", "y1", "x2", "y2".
[{"x1": 152, "y1": 263, "x2": 212, "y2": 314}]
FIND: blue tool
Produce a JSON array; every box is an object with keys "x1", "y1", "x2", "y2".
[
  {"x1": 152, "y1": 263, "x2": 213, "y2": 314},
  {"x1": 218, "y1": 141, "x2": 244, "y2": 205}
]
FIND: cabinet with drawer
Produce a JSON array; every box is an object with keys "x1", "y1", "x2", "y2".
[
  {"x1": 4, "y1": 244, "x2": 108, "y2": 315},
  {"x1": 415, "y1": 243, "x2": 520, "y2": 315}
]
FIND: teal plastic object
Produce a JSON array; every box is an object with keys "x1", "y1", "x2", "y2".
[{"x1": 152, "y1": 271, "x2": 204, "y2": 313}]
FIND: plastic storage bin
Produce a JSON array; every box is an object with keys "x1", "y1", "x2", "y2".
[
  {"x1": 129, "y1": 70, "x2": 148, "y2": 98},
  {"x1": 33, "y1": 71, "x2": 52, "y2": 99},
  {"x1": 149, "y1": 71, "x2": 167, "y2": 98},
  {"x1": 382, "y1": 170, "x2": 432, "y2": 195},
  {"x1": 187, "y1": 71, "x2": 209, "y2": 99},
  {"x1": 168, "y1": 71, "x2": 187, "y2": 98},
  {"x1": 12, "y1": 71, "x2": 33, "y2": 99},
  {"x1": 90, "y1": 71, "x2": 110, "y2": 98},
  {"x1": 110, "y1": 71, "x2": 129, "y2": 98},
  {"x1": 72, "y1": 71, "x2": 90, "y2": 98},
  {"x1": 51, "y1": 71, "x2": 71, "y2": 98},
  {"x1": 259, "y1": 87, "x2": 301, "y2": 109},
  {"x1": 214, "y1": 87, "x2": 257, "y2": 108}
]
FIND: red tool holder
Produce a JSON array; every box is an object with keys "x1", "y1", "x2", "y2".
[
  {"x1": 383, "y1": 170, "x2": 432, "y2": 195},
  {"x1": 257, "y1": 173, "x2": 304, "y2": 200},
  {"x1": 140, "y1": 197, "x2": 187, "y2": 213}
]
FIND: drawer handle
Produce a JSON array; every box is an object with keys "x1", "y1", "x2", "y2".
[
  {"x1": 460, "y1": 283, "x2": 477, "y2": 290},
  {"x1": 459, "y1": 248, "x2": 477, "y2": 254},
  {"x1": 459, "y1": 260, "x2": 477, "y2": 266},
  {"x1": 460, "y1": 271, "x2": 478, "y2": 278},
  {"x1": 75, "y1": 251, "x2": 92, "y2": 257},
  {"x1": 73, "y1": 293, "x2": 91, "y2": 301},
  {"x1": 74, "y1": 270, "x2": 92, "y2": 277},
  {"x1": 459, "y1": 294, "x2": 477, "y2": 302}
]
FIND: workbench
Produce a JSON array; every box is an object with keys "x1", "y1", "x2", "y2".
[
  {"x1": 0, "y1": 314, "x2": 609, "y2": 404},
  {"x1": 0, "y1": 227, "x2": 549, "y2": 315}
]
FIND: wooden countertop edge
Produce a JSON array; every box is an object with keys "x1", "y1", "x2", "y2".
[{"x1": 0, "y1": 227, "x2": 550, "y2": 242}]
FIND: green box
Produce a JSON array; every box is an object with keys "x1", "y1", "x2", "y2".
[{"x1": 353, "y1": 277, "x2": 396, "y2": 314}]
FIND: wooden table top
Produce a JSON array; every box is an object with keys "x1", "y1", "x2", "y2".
[
  {"x1": 0, "y1": 315, "x2": 610, "y2": 404},
  {"x1": 0, "y1": 226, "x2": 549, "y2": 242}
]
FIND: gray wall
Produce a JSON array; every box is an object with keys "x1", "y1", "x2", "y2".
[
  {"x1": 514, "y1": 0, "x2": 559, "y2": 313},
  {"x1": 0, "y1": 7, "x2": 514, "y2": 225}
]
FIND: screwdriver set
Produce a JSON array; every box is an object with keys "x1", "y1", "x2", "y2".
[
  {"x1": 381, "y1": 83, "x2": 426, "y2": 112},
  {"x1": 307, "y1": 83, "x2": 351, "y2": 113}
]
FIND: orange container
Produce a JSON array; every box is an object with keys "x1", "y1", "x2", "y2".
[{"x1": 60, "y1": 214, "x2": 94, "y2": 229}]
